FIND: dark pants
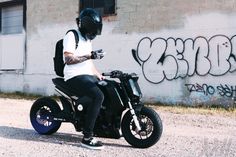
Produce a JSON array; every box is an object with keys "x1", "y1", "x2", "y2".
[{"x1": 66, "y1": 75, "x2": 104, "y2": 138}]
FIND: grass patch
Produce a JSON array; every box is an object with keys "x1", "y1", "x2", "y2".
[
  {"x1": 0, "y1": 91, "x2": 43, "y2": 100},
  {"x1": 149, "y1": 103, "x2": 236, "y2": 117},
  {"x1": 0, "y1": 92, "x2": 235, "y2": 116}
]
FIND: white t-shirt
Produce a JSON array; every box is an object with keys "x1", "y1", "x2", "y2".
[{"x1": 63, "y1": 30, "x2": 94, "y2": 81}]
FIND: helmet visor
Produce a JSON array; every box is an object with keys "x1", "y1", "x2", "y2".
[
  {"x1": 96, "y1": 23, "x2": 102, "y2": 35},
  {"x1": 85, "y1": 22, "x2": 102, "y2": 36},
  {"x1": 81, "y1": 17, "x2": 103, "y2": 36}
]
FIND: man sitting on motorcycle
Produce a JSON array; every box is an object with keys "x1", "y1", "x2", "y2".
[{"x1": 63, "y1": 8, "x2": 105, "y2": 150}]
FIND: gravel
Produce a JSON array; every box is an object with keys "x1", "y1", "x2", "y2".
[{"x1": 0, "y1": 98, "x2": 235, "y2": 157}]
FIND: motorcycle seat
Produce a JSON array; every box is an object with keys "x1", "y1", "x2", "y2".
[{"x1": 52, "y1": 78, "x2": 78, "y2": 97}]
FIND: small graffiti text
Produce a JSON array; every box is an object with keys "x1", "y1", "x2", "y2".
[{"x1": 185, "y1": 83, "x2": 236, "y2": 97}]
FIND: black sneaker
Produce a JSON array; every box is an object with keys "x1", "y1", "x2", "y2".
[{"x1": 81, "y1": 138, "x2": 104, "y2": 150}]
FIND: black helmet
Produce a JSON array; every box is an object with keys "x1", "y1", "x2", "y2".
[{"x1": 77, "y1": 8, "x2": 103, "y2": 40}]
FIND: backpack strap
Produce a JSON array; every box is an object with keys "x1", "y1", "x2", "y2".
[{"x1": 66, "y1": 29, "x2": 79, "y2": 49}]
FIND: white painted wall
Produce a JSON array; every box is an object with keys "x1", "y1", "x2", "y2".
[
  {"x1": 94, "y1": 12, "x2": 236, "y2": 106},
  {"x1": 0, "y1": 34, "x2": 25, "y2": 69},
  {"x1": 1, "y1": 0, "x2": 236, "y2": 107}
]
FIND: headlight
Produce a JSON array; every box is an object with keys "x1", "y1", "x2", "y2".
[{"x1": 129, "y1": 79, "x2": 142, "y2": 97}]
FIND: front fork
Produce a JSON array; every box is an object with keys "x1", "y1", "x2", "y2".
[{"x1": 128, "y1": 101, "x2": 142, "y2": 132}]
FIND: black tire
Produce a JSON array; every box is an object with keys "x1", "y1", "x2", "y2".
[
  {"x1": 30, "y1": 97, "x2": 62, "y2": 135},
  {"x1": 121, "y1": 106, "x2": 163, "y2": 148}
]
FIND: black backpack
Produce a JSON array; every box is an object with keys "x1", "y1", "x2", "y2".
[{"x1": 53, "y1": 30, "x2": 79, "y2": 77}]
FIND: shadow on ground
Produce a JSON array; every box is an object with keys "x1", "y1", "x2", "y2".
[{"x1": 0, "y1": 126, "x2": 131, "y2": 148}]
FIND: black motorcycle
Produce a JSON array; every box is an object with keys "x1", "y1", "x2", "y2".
[{"x1": 30, "y1": 70, "x2": 163, "y2": 148}]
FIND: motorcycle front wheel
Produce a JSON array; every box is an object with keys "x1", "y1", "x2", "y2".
[
  {"x1": 121, "y1": 106, "x2": 163, "y2": 148},
  {"x1": 30, "y1": 97, "x2": 62, "y2": 135}
]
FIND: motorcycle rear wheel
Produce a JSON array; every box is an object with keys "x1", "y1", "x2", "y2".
[
  {"x1": 30, "y1": 97, "x2": 62, "y2": 135},
  {"x1": 121, "y1": 106, "x2": 163, "y2": 148}
]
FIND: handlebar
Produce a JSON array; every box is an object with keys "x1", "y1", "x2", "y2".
[
  {"x1": 102, "y1": 72, "x2": 113, "y2": 76},
  {"x1": 102, "y1": 70, "x2": 138, "y2": 79},
  {"x1": 102, "y1": 70, "x2": 123, "y2": 78}
]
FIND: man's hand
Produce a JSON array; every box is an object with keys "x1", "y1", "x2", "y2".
[
  {"x1": 97, "y1": 74, "x2": 105, "y2": 80},
  {"x1": 91, "y1": 49, "x2": 105, "y2": 59}
]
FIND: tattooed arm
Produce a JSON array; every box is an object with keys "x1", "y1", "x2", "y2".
[{"x1": 64, "y1": 51, "x2": 91, "y2": 65}]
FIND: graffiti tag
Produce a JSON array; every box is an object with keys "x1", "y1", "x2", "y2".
[
  {"x1": 133, "y1": 35, "x2": 236, "y2": 84},
  {"x1": 185, "y1": 83, "x2": 236, "y2": 97}
]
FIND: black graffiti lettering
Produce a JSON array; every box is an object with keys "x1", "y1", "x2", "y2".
[
  {"x1": 231, "y1": 85, "x2": 236, "y2": 94},
  {"x1": 230, "y1": 35, "x2": 236, "y2": 72},
  {"x1": 186, "y1": 83, "x2": 236, "y2": 97},
  {"x1": 185, "y1": 84, "x2": 196, "y2": 92},
  {"x1": 134, "y1": 35, "x2": 236, "y2": 84},
  {"x1": 185, "y1": 83, "x2": 215, "y2": 96},
  {"x1": 207, "y1": 85, "x2": 215, "y2": 95},
  {"x1": 209, "y1": 36, "x2": 231, "y2": 76},
  {"x1": 165, "y1": 38, "x2": 188, "y2": 79},
  {"x1": 217, "y1": 84, "x2": 236, "y2": 97},
  {"x1": 137, "y1": 37, "x2": 179, "y2": 84},
  {"x1": 217, "y1": 85, "x2": 226, "y2": 96}
]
